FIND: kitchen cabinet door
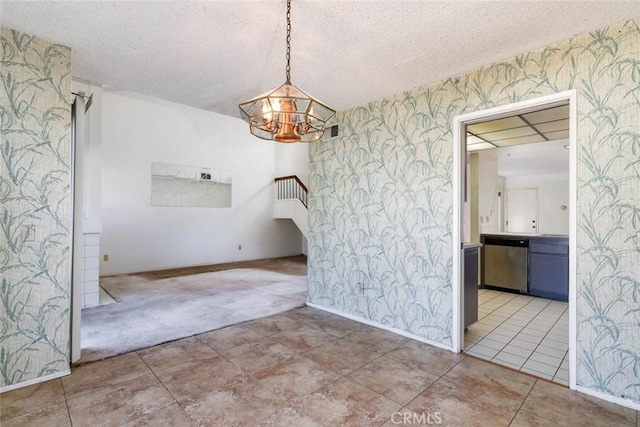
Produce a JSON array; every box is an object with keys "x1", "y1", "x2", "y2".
[
  {"x1": 529, "y1": 252, "x2": 568, "y2": 301},
  {"x1": 464, "y1": 247, "x2": 479, "y2": 328}
]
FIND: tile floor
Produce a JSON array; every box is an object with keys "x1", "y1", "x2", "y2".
[
  {"x1": 3, "y1": 306, "x2": 637, "y2": 426},
  {"x1": 465, "y1": 289, "x2": 569, "y2": 384},
  {"x1": 97, "y1": 286, "x2": 116, "y2": 306}
]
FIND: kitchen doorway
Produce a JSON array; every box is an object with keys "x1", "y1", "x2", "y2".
[
  {"x1": 452, "y1": 91, "x2": 577, "y2": 388},
  {"x1": 505, "y1": 188, "x2": 538, "y2": 233}
]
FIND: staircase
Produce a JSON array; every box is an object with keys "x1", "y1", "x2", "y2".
[{"x1": 273, "y1": 175, "x2": 308, "y2": 238}]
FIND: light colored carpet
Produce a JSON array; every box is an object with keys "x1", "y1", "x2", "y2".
[{"x1": 80, "y1": 268, "x2": 306, "y2": 363}]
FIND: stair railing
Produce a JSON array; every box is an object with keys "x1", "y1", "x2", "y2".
[{"x1": 274, "y1": 175, "x2": 308, "y2": 208}]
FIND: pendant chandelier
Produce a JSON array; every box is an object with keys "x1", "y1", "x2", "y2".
[{"x1": 239, "y1": 0, "x2": 335, "y2": 143}]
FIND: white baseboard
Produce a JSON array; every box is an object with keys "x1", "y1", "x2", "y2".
[
  {"x1": 576, "y1": 385, "x2": 640, "y2": 411},
  {"x1": 0, "y1": 370, "x2": 71, "y2": 394},
  {"x1": 305, "y1": 302, "x2": 454, "y2": 352}
]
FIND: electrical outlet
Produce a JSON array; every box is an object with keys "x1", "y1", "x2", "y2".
[
  {"x1": 103, "y1": 254, "x2": 109, "y2": 262},
  {"x1": 357, "y1": 283, "x2": 365, "y2": 295},
  {"x1": 22, "y1": 224, "x2": 35, "y2": 242}
]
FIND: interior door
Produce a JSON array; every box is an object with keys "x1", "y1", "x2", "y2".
[{"x1": 505, "y1": 188, "x2": 538, "y2": 233}]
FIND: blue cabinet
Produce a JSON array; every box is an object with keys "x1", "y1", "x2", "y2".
[
  {"x1": 464, "y1": 245, "x2": 480, "y2": 328},
  {"x1": 528, "y1": 238, "x2": 569, "y2": 301}
]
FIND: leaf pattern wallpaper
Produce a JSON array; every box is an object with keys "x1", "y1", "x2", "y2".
[
  {"x1": 0, "y1": 28, "x2": 72, "y2": 388},
  {"x1": 309, "y1": 17, "x2": 640, "y2": 404}
]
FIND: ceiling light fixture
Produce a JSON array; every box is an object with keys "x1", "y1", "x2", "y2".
[{"x1": 238, "y1": 0, "x2": 335, "y2": 143}]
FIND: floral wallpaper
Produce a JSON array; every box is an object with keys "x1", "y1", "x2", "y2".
[
  {"x1": 309, "y1": 18, "x2": 640, "y2": 404},
  {"x1": 0, "y1": 28, "x2": 72, "y2": 388}
]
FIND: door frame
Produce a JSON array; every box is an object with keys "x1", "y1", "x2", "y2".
[
  {"x1": 70, "y1": 94, "x2": 86, "y2": 363},
  {"x1": 451, "y1": 90, "x2": 577, "y2": 390}
]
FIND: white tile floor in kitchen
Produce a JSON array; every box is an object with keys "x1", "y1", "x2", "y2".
[
  {"x1": 464, "y1": 289, "x2": 569, "y2": 385},
  {"x1": 98, "y1": 286, "x2": 117, "y2": 306}
]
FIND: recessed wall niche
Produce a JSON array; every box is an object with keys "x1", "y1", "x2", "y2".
[{"x1": 151, "y1": 162, "x2": 232, "y2": 207}]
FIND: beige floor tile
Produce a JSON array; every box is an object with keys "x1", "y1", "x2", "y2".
[
  {"x1": 196, "y1": 323, "x2": 264, "y2": 352},
  {"x1": 519, "y1": 380, "x2": 636, "y2": 427},
  {"x1": 311, "y1": 316, "x2": 366, "y2": 337},
  {"x1": 252, "y1": 355, "x2": 340, "y2": 400},
  {"x1": 348, "y1": 354, "x2": 439, "y2": 405},
  {"x1": 222, "y1": 337, "x2": 299, "y2": 373},
  {"x1": 180, "y1": 374, "x2": 288, "y2": 426},
  {"x1": 0, "y1": 379, "x2": 66, "y2": 421},
  {"x1": 262, "y1": 377, "x2": 401, "y2": 427},
  {"x1": 280, "y1": 306, "x2": 332, "y2": 323},
  {"x1": 379, "y1": 408, "x2": 444, "y2": 427},
  {"x1": 340, "y1": 326, "x2": 409, "y2": 354},
  {"x1": 120, "y1": 403, "x2": 193, "y2": 426},
  {"x1": 66, "y1": 373, "x2": 175, "y2": 427},
  {"x1": 443, "y1": 357, "x2": 536, "y2": 399},
  {"x1": 244, "y1": 314, "x2": 299, "y2": 335},
  {"x1": 4, "y1": 306, "x2": 633, "y2": 427},
  {"x1": 1, "y1": 403, "x2": 71, "y2": 427},
  {"x1": 62, "y1": 352, "x2": 151, "y2": 399},
  {"x1": 407, "y1": 376, "x2": 524, "y2": 426},
  {"x1": 152, "y1": 354, "x2": 243, "y2": 402},
  {"x1": 407, "y1": 358, "x2": 536, "y2": 426},
  {"x1": 137, "y1": 336, "x2": 219, "y2": 372},
  {"x1": 386, "y1": 340, "x2": 465, "y2": 376},
  {"x1": 270, "y1": 322, "x2": 338, "y2": 352},
  {"x1": 303, "y1": 339, "x2": 383, "y2": 375},
  {"x1": 510, "y1": 407, "x2": 558, "y2": 426}
]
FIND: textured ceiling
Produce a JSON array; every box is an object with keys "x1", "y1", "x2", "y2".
[{"x1": 1, "y1": 1, "x2": 639, "y2": 118}]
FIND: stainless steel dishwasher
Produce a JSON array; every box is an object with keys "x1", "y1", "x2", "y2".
[{"x1": 482, "y1": 237, "x2": 529, "y2": 292}]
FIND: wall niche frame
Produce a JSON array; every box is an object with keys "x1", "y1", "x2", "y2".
[{"x1": 151, "y1": 162, "x2": 232, "y2": 208}]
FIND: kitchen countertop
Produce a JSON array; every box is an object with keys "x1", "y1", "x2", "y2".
[
  {"x1": 463, "y1": 242, "x2": 483, "y2": 249},
  {"x1": 481, "y1": 232, "x2": 568, "y2": 239}
]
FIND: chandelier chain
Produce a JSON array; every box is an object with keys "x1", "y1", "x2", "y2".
[
  {"x1": 238, "y1": 0, "x2": 335, "y2": 143},
  {"x1": 285, "y1": 0, "x2": 291, "y2": 83}
]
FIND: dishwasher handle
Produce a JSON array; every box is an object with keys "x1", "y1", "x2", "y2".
[{"x1": 484, "y1": 237, "x2": 529, "y2": 247}]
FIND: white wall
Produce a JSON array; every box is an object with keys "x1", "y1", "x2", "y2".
[
  {"x1": 464, "y1": 150, "x2": 504, "y2": 240},
  {"x1": 274, "y1": 143, "x2": 310, "y2": 186},
  {"x1": 71, "y1": 79, "x2": 103, "y2": 307},
  {"x1": 274, "y1": 137, "x2": 309, "y2": 254},
  {"x1": 504, "y1": 173, "x2": 569, "y2": 235},
  {"x1": 100, "y1": 91, "x2": 302, "y2": 275},
  {"x1": 478, "y1": 150, "x2": 503, "y2": 234},
  {"x1": 464, "y1": 161, "x2": 471, "y2": 242}
]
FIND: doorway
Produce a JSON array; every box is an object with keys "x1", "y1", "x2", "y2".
[
  {"x1": 505, "y1": 188, "x2": 538, "y2": 233},
  {"x1": 452, "y1": 91, "x2": 577, "y2": 389}
]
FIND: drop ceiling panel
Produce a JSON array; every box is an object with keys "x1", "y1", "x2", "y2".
[
  {"x1": 533, "y1": 119, "x2": 569, "y2": 133},
  {"x1": 467, "y1": 116, "x2": 527, "y2": 135},
  {"x1": 543, "y1": 129, "x2": 570, "y2": 140},
  {"x1": 466, "y1": 103, "x2": 570, "y2": 150},
  {"x1": 493, "y1": 134, "x2": 547, "y2": 147},
  {"x1": 468, "y1": 142, "x2": 497, "y2": 152},
  {"x1": 480, "y1": 126, "x2": 539, "y2": 142},
  {"x1": 467, "y1": 134, "x2": 487, "y2": 145},
  {"x1": 521, "y1": 105, "x2": 569, "y2": 124}
]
